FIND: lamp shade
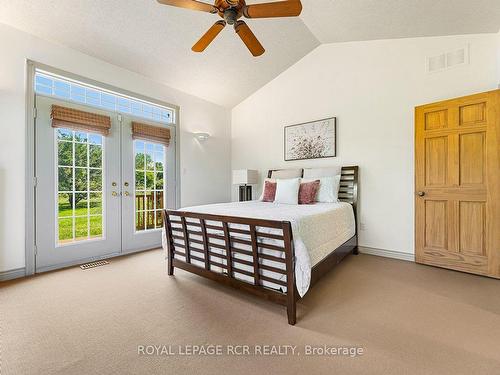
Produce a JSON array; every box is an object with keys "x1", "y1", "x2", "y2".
[{"x1": 232, "y1": 169, "x2": 258, "y2": 185}]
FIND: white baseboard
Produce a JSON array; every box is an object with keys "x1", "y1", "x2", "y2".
[
  {"x1": 35, "y1": 252, "x2": 122, "y2": 273},
  {"x1": 4, "y1": 245, "x2": 161, "y2": 279},
  {"x1": 35, "y1": 245, "x2": 159, "y2": 274},
  {"x1": 358, "y1": 246, "x2": 415, "y2": 262},
  {"x1": 0, "y1": 267, "x2": 26, "y2": 282}
]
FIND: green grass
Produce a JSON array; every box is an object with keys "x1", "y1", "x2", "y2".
[{"x1": 58, "y1": 196, "x2": 103, "y2": 242}]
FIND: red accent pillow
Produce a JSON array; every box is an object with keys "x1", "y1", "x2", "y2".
[
  {"x1": 298, "y1": 180, "x2": 320, "y2": 204},
  {"x1": 262, "y1": 181, "x2": 277, "y2": 202}
]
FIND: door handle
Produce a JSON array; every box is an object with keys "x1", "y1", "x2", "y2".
[{"x1": 417, "y1": 191, "x2": 425, "y2": 197}]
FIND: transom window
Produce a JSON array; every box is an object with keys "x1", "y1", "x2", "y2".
[
  {"x1": 56, "y1": 129, "x2": 104, "y2": 244},
  {"x1": 35, "y1": 71, "x2": 174, "y2": 124},
  {"x1": 134, "y1": 141, "x2": 165, "y2": 231}
]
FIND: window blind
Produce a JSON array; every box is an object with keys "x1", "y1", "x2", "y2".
[
  {"x1": 131, "y1": 122, "x2": 171, "y2": 146},
  {"x1": 51, "y1": 105, "x2": 111, "y2": 136}
]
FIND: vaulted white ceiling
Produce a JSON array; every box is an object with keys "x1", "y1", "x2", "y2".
[
  {"x1": 0, "y1": 0, "x2": 499, "y2": 108},
  {"x1": 301, "y1": 0, "x2": 500, "y2": 43}
]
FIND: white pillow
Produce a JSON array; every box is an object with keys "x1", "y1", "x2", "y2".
[
  {"x1": 274, "y1": 178, "x2": 300, "y2": 205},
  {"x1": 303, "y1": 175, "x2": 341, "y2": 203}
]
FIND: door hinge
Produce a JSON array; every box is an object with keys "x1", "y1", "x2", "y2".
[
  {"x1": 34, "y1": 244, "x2": 38, "y2": 255},
  {"x1": 33, "y1": 176, "x2": 38, "y2": 187},
  {"x1": 33, "y1": 107, "x2": 37, "y2": 119}
]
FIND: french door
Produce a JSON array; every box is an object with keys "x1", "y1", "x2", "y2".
[
  {"x1": 35, "y1": 96, "x2": 175, "y2": 272},
  {"x1": 121, "y1": 114, "x2": 176, "y2": 252}
]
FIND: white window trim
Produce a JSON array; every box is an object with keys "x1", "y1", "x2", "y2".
[{"x1": 25, "y1": 60, "x2": 181, "y2": 276}]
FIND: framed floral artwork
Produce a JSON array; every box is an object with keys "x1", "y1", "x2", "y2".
[{"x1": 284, "y1": 117, "x2": 336, "y2": 161}]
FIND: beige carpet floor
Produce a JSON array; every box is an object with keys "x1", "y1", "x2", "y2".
[{"x1": 1, "y1": 250, "x2": 500, "y2": 375}]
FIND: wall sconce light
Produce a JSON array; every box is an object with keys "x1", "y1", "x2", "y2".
[{"x1": 194, "y1": 132, "x2": 210, "y2": 141}]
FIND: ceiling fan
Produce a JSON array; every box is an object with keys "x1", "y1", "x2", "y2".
[{"x1": 157, "y1": 0, "x2": 303, "y2": 57}]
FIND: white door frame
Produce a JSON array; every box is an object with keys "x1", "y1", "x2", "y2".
[{"x1": 24, "y1": 60, "x2": 181, "y2": 276}]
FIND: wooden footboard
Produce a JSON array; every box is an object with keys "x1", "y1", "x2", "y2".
[{"x1": 163, "y1": 210, "x2": 298, "y2": 324}]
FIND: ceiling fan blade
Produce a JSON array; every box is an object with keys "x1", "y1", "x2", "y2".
[
  {"x1": 234, "y1": 21, "x2": 265, "y2": 57},
  {"x1": 243, "y1": 0, "x2": 302, "y2": 19},
  {"x1": 192, "y1": 21, "x2": 226, "y2": 52},
  {"x1": 156, "y1": 0, "x2": 218, "y2": 13}
]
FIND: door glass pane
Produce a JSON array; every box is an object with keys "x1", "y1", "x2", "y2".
[
  {"x1": 58, "y1": 193, "x2": 73, "y2": 217},
  {"x1": 89, "y1": 145, "x2": 102, "y2": 168},
  {"x1": 145, "y1": 171, "x2": 154, "y2": 190},
  {"x1": 75, "y1": 168, "x2": 87, "y2": 191},
  {"x1": 58, "y1": 142, "x2": 73, "y2": 166},
  {"x1": 136, "y1": 211, "x2": 145, "y2": 231},
  {"x1": 89, "y1": 169, "x2": 102, "y2": 191},
  {"x1": 156, "y1": 210, "x2": 164, "y2": 228},
  {"x1": 75, "y1": 216, "x2": 89, "y2": 240},
  {"x1": 135, "y1": 140, "x2": 165, "y2": 231},
  {"x1": 146, "y1": 191, "x2": 154, "y2": 210},
  {"x1": 155, "y1": 191, "x2": 164, "y2": 209},
  {"x1": 75, "y1": 193, "x2": 89, "y2": 216},
  {"x1": 57, "y1": 129, "x2": 72, "y2": 141},
  {"x1": 89, "y1": 193, "x2": 102, "y2": 214},
  {"x1": 58, "y1": 167, "x2": 73, "y2": 191},
  {"x1": 135, "y1": 171, "x2": 145, "y2": 190},
  {"x1": 75, "y1": 143, "x2": 88, "y2": 167},
  {"x1": 155, "y1": 151, "x2": 164, "y2": 171},
  {"x1": 58, "y1": 218, "x2": 73, "y2": 243},
  {"x1": 90, "y1": 215, "x2": 103, "y2": 238},
  {"x1": 155, "y1": 172, "x2": 163, "y2": 190},
  {"x1": 56, "y1": 128, "x2": 104, "y2": 245},
  {"x1": 146, "y1": 211, "x2": 155, "y2": 230}
]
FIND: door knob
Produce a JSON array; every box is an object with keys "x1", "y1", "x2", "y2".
[
  {"x1": 417, "y1": 191, "x2": 425, "y2": 197},
  {"x1": 124, "y1": 191, "x2": 130, "y2": 197},
  {"x1": 112, "y1": 191, "x2": 118, "y2": 197}
]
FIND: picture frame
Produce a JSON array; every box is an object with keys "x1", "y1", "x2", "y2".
[{"x1": 284, "y1": 117, "x2": 337, "y2": 161}]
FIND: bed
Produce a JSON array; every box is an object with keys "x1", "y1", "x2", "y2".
[{"x1": 162, "y1": 166, "x2": 359, "y2": 325}]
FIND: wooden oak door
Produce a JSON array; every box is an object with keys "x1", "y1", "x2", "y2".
[{"x1": 415, "y1": 90, "x2": 500, "y2": 278}]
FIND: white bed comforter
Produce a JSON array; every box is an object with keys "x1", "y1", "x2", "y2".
[{"x1": 162, "y1": 201, "x2": 355, "y2": 297}]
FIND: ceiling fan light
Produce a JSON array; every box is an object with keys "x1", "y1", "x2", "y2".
[{"x1": 223, "y1": 9, "x2": 238, "y2": 25}]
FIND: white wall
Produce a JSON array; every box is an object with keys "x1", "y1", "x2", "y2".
[
  {"x1": 497, "y1": 30, "x2": 500, "y2": 84},
  {"x1": 231, "y1": 34, "x2": 499, "y2": 255},
  {"x1": 0, "y1": 23, "x2": 231, "y2": 272}
]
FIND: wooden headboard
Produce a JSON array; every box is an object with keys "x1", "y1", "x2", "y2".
[
  {"x1": 266, "y1": 166, "x2": 359, "y2": 214},
  {"x1": 338, "y1": 166, "x2": 359, "y2": 214}
]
